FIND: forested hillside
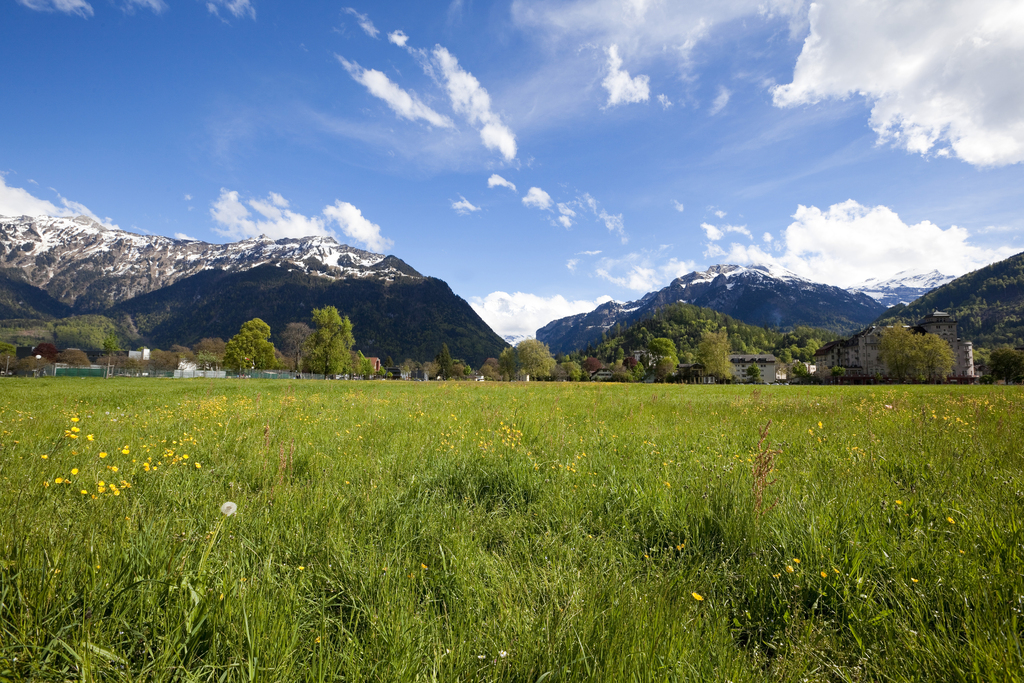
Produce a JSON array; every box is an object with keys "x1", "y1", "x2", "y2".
[
  {"x1": 567, "y1": 301, "x2": 835, "y2": 364},
  {"x1": 875, "y1": 251, "x2": 1024, "y2": 349}
]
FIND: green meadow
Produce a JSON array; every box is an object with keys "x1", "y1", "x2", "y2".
[{"x1": 0, "y1": 379, "x2": 1021, "y2": 682}]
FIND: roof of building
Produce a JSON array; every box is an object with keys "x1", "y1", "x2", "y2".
[{"x1": 729, "y1": 354, "x2": 776, "y2": 363}]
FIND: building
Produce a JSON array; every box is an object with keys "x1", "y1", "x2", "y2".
[
  {"x1": 676, "y1": 362, "x2": 715, "y2": 384},
  {"x1": 729, "y1": 354, "x2": 777, "y2": 383},
  {"x1": 813, "y1": 311, "x2": 974, "y2": 382}
]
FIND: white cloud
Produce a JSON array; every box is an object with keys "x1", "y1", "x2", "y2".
[
  {"x1": 432, "y1": 46, "x2": 518, "y2": 161},
  {"x1": 701, "y1": 223, "x2": 724, "y2": 240},
  {"x1": 183, "y1": 194, "x2": 192, "y2": 201},
  {"x1": 338, "y1": 56, "x2": 454, "y2": 129},
  {"x1": 709, "y1": 86, "x2": 730, "y2": 115},
  {"x1": 0, "y1": 174, "x2": 118, "y2": 228},
  {"x1": 343, "y1": 7, "x2": 379, "y2": 38},
  {"x1": 322, "y1": 201, "x2": 394, "y2": 252},
  {"x1": 595, "y1": 251, "x2": 698, "y2": 292},
  {"x1": 487, "y1": 174, "x2": 517, "y2": 191},
  {"x1": 470, "y1": 291, "x2": 614, "y2": 338},
  {"x1": 658, "y1": 94, "x2": 673, "y2": 109},
  {"x1": 123, "y1": 0, "x2": 166, "y2": 13},
  {"x1": 16, "y1": 0, "x2": 93, "y2": 17},
  {"x1": 762, "y1": 232, "x2": 773, "y2": 243},
  {"x1": 714, "y1": 209, "x2": 727, "y2": 218},
  {"x1": 602, "y1": 44, "x2": 650, "y2": 107},
  {"x1": 522, "y1": 187, "x2": 553, "y2": 210},
  {"x1": 579, "y1": 250, "x2": 602, "y2": 256},
  {"x1": 174, "y1": 232, "x2": 199, "y2": 241},
  {"x1": 772, "y1": 200, "x2": 1016, "y2": 286},
  {"x1": 556, "y1": 202, "x2": 577, "y2": 228},
  {"x1": 701, "y1": 222, "x2": 751, "y2": 240},
  {"x1": 451, "y1": 195, "x2": 481, "y2": 214},
  {"x1": 566, "y1": 258, "x2": 579, "y2": 272},
  {"x1": 388, "y1": 30, "x2": 408, "y2": 47},
  {"x1": 206, "y1": 0, "x2": 254, "y2": 20},
  {"x1": 672, "y1": 200, "x2": 684, "y2": 212},
  {"x1": 773, "y1": 0, "x2": 1024, "y2": 167},
  {"x1": 210, "y1": 189, "x2": 393, "y2": 253},
  {"x1": 598, "y1": 210, "x2": 626, "y2": 242}
]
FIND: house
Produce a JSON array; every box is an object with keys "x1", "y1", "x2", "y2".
[
  {"x1": 384, "y1": 366, "x2": 408, "y2": 379},
  {"x1": 366, "y1": 357, "x2": 382, "y2": 373},
  {"x1": 590, "y1": 369, "x2": 614, "y2": 381},
  {"x1": 676, "y1": 362, "x2": 715, "y2": 384},
  {"x1": 729, "y1": 354, "x2": 777, "y2": 383}
]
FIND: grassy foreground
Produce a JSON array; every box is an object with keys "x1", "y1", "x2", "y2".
[{"x1": 0, "y1": 379, "x2": 1021, "y2": 682}]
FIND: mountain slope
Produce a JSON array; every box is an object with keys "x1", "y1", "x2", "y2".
[
  {"x1": 0, "y1": 268, "x2": 72, "y2": 319},
  {"x1": 109, "y1": 264, "x2": 507, "y2": 367},
  {"x1": 874, "y1": 251, "x2": 1024, "y2": 348},
  {"x1": 0, "y1": 215, "x2": 419, "y2": 310},
  {"x1": 538, "y1": 264, "x2": 886, "y2": 355},
  {"x1": 848, "y1": 269, "x2": 954, "y2": 308}
]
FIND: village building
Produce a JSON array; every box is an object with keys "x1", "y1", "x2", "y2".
[
  {"x1": 813, "y1": 311, "x2": 974, "y2": 382},
  {"x1": 728, "y1": 354, "x2": 777, "y2": 383}
]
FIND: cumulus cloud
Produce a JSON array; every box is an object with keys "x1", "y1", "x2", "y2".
[
  {"x1": 433, "y1": 46, "x2": 517, "y2": 161},
  {"x1": 602, "y1": 44, "x2": 650, "y2": 107},
  {"x1": 556, "y1": 202, "x2": 577, "y2": 228},
  {"x1": 487, "y1": 174, "x2": 517, "y2": 191},
  {"x1": 773, "y1": 0, "x2": 1024, "y2": 166},
  {"x1": 338, "y1": 56, "x2": 454, "y2": 128},
  {"x1": 388, "y1": 30, "x2": 408, "y2": 47},
  {"x1": 0, "y1": 174, "x2": 118, "y2": 229},
  {"x1": 595, "y1": 253, "x2": 698, "y2": 292},
  {"x1": 469, "y1": 291, "x2": 614, "y2": 338},
  {"x1": 772, "y1": 200, "x2": 1016, "y2": 286},
  {"x1": 15, "y1": 0, "x2": 93, "y2": 17},
  {"x1": 206, "y1": 0, "x2": 254, "y2": 20},
  {"x1": 702, "y1": 222, "x2": 751, "y2": 240},
  {"x1": 322, "y1": 200, "x2": 393, "y2": 252},
  {"x1": 210, "y1": 189, "x2": 393, "y2": 252},
  {"x1": 522, "y1": 187, "x2": 553, "y2": 210},
  {"x1": 709, "y1": 86, "x2": 730, "y2": 115},
  {"x1": 451, "y1": 195, "x2": 481, "y2": 214},
  {"x1": 343, "y1": 7, "x2": 379, "y2": 38}
]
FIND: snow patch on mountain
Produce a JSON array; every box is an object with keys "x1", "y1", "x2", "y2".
[{"x1": 847, "y1": 269, "x2": 954, "y2": 308}]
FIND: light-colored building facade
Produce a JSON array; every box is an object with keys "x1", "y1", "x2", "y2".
[
  {"x1": 813, "y1": 311, "x2": 974, "y2": 382},
  {"x1": 729, "y1": 354, "x2": 777, "y2": 383}
]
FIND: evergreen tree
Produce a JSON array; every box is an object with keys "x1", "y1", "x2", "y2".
[{"x1": 435, "y1": 343, "x2": 454, "y2": 380}]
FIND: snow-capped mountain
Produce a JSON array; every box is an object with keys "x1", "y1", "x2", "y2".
[
  {"x1": 503, "y1": 334, "x2": 532, "y2": 347},
  {"x1": 537, "y1": 264, "x2": 886, "y2": 354},
  {"x1": 0, "y1": 214, "x2": 420, "y2": 309},
  {"x1": 847, "y1": 269, "x2": 954, "y2": 308}
]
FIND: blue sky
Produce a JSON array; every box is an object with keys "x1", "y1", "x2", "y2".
[{"x1": 2, "y1": 0, "x2": 1022, "y2": 337}]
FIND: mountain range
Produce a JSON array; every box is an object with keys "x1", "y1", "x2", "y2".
[
  {"x1": 0, "y1": 215, "x2": 506, "y2": 366},
  {"x1": 848, "y1": 269, "x2": 955, "y2": 309},
  {"x1": 537, "y1": 264, "x2": 888, "y2": 355}
]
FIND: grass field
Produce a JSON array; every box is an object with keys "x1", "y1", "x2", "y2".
[{"x1": 0, "y1": 379, "x2": 1022, "y2": 682}]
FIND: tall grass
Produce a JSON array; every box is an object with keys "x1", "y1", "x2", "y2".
[{"x1": 0, "y1": 379, "x2": 1021, "y2": 681}]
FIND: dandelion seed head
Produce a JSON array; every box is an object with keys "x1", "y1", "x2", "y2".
[{"x1": 221, "y1": 501, "x2": 237, "y2": 516}]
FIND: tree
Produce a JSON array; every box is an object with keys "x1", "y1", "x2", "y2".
[
  {"x1": 56, "y1": 349, "x2": 91, "y2": 366},
  {"x1": 280, "y1": 322, "x2": 312, "y2": 371},
  {"x1": 648, "y1": 338, "x2": 679, "y2": 367},
  {"x1": 479, "y1": 358, "x2": 502, "y2": 381},
  {"x1": 879, "y1": 326, "x2": 915, "y2": 380},
  {"x1": 990, "y1": 348, "x2": 1024, "y2": 383},
  {"x1": 917, "y1": 333, "x2": 955, "y2": 381},
  {"x1": 498, "y1": 347, "x2": 517, "y2": 381},
  {"x1": 517, "y1": 339, "x2": 555, "y2": 380},
  {"x1": 582, "y1": 357, "x2": 603, "y2": 374},
  {"x1": 192, "y1": 338, "x2": 225, "y2": 371},
  {"x1": 831, "y1": 365, "x2": 846, "y2": 379},
  {"x1": 696, "y1": 330, "x2": 731, "y2": 381},
  {"x1": 0, "y1": 342, "x2": 16, "y2": 376},
  {"x1": 435, "y1": 343, "x2": 454, "y2": 380},
  {"x1": 745, "y1": 363, "x2": 762, "y2": 383},
  {"x1": 303, "y1": 307, "x2": 354, "y2": 378},
  {"x1": 223, "y1": 318, "x2": 279, "y2": 373},
  {"x1": 560, "y1": 360, "x2": 582, "y2": 382},
  {"x1": 32, "y1": 343, "x2": 59, "y2": 363}
]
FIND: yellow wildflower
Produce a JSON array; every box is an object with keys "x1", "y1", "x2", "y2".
[
  {"x1": 947, "y1": 517, "x2": 955, "y2": 524},
  {"x1": 87, "y1": 434, "x2": 94, "y2": 441},
  {"x1": 691, "y1": 592, "x2": 704, "y2": 601},
  {"x1": 821, "y1": 571, "x2": 828, "y2": 578},
  {"x1": 911, "y1": 578, "x2": 918, "y2": 583},
  {"x1": 785, "y1": 565, "x2": 794, "y2": 573},
  {"x1": 793, "y1": 558, "x2": 800, "y2": 564},
  {"x1": 99, "y1": 452, "x2": 107, "y2": 459},
  {"x1": 71, "y1": 417, "x2": 79, "y2": 422},
  {"x1": 421, "y1": 563, "x2": 428, "y2": 570},
  {"x1": 55, "y1": 477, "x2": 64, "y2": 484}
]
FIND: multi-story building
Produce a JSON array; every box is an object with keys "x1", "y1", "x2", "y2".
[
  {"x1": 729, "y1": 354, "x2": 777, "y2": 383},
  {"x1": 813, "y1": 310, "x2": 974, "y2": 382}
]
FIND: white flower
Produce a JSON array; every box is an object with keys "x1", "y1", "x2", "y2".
[
  {"x1": 220, "y1": 501, "x2": 237, "y2": 516},
  {"x1": 499, "y1": 650, "x2": 507, "y2": 658}
]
